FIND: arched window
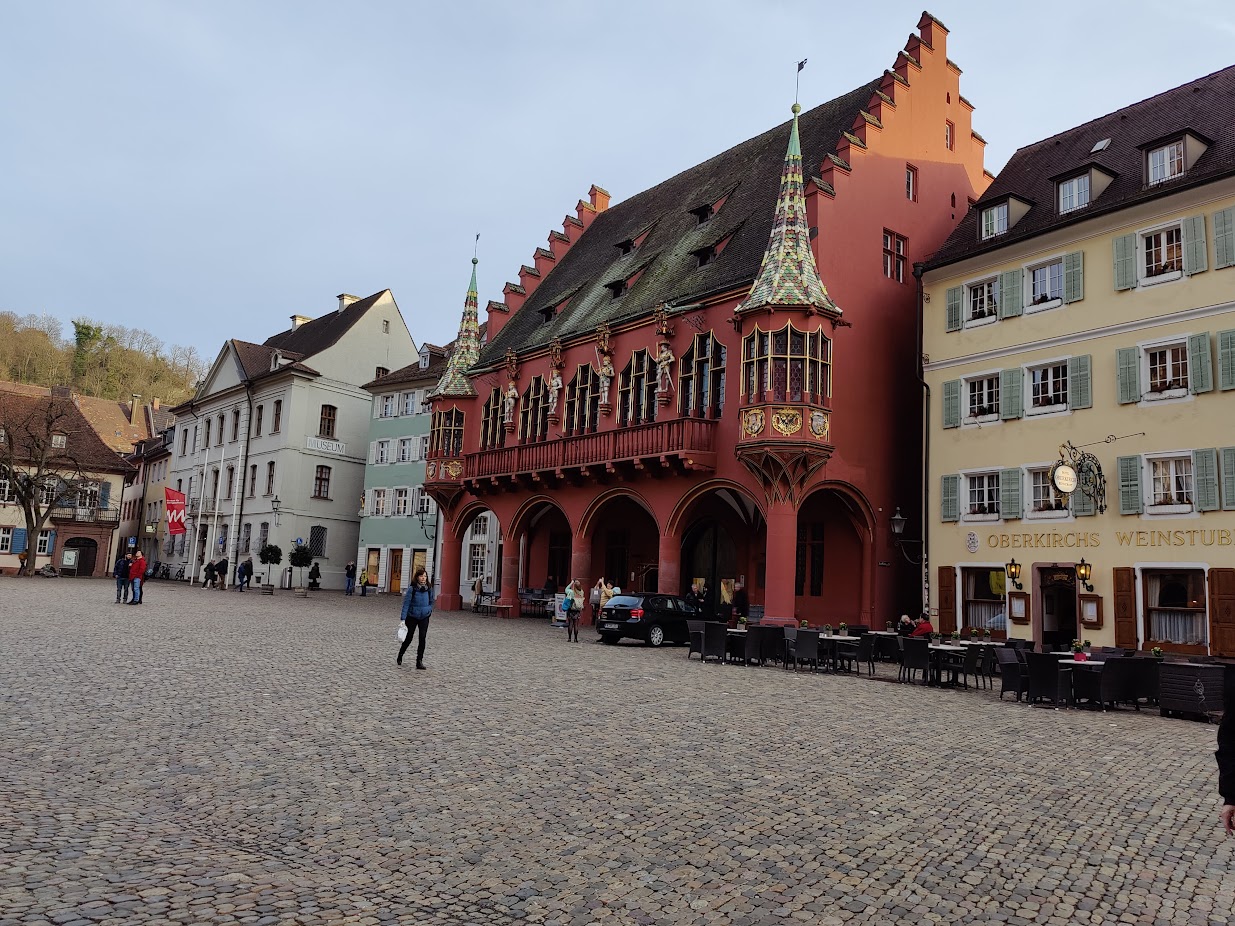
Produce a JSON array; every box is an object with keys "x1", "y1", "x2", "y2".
[
  {"x1": 481, "y1": 388, "x2": 505, "y2": 450},
  {"x1": 678, "y1": 332, "x2": 727, "y2": 419},
  {"x1": 742, "y1": 322, "x2": 830, "y2": 404},
  {"x1": 618, "y1": 350, "x2": 657, "y2": 426},
  {"x1": 564, "y1": 364, "x2": 601, "y2": 435},
  {"x1": 430, "y1": 408, "x2": 465, "y2": 456},
  {"x1": 519, "y1": 376, "x2": 549, "y2": 443}
]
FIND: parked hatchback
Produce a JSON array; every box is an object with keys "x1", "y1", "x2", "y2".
[{"x1": 597, "y1": 594, "x2": 698, "y2": 647}]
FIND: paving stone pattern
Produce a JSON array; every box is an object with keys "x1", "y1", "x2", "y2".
[{"x1": 1, "y1": 578, "x2": 1231, "y2": 925}]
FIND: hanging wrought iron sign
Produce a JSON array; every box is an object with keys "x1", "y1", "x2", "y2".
[{"x1": 1050, "y1": 440, "x2": 1107, "y2": 513}]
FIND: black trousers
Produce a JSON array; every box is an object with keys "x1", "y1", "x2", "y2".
[{"x1": 398, "y1": 617, "x2": 429, "y2": 663}]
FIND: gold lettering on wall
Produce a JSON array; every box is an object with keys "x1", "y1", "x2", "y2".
[
  {"x1": 1114, "y1": 529, "x2": 1233, "y2": 547},
  {"x1": 985, "y1": 532, "x2": 1101, "y2": 549}
]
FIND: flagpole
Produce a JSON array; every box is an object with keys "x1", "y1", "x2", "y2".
[
  {"x1": 188, "y1": 444, "x2": 210, "y2": 586},
  {"x1": 206, "y1": 441, "x2": 230, "y2": 587},
  {"x1": 795, "y1": 58, "x2": 807, "y2": 106}
]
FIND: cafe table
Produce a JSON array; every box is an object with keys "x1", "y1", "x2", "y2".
[{"x1": 925, "y1": 643, "x2": 965, "y2": 685}]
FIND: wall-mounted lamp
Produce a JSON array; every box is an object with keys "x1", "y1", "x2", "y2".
[
  {"x1": 1076, "y1": 557, "x2": 1094, "y2": 593},
  {"x1": 271, "y1": 495, "x2": 281, "y2": 527},
  {"x1": 1005, "y1": 557, "x2": 1023, "y2": 591},
  {"x1": 889, "y1": 507, "x2": 923, "y2": 565}
]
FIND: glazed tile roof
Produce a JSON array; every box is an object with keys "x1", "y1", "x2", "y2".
[
  {"x1": 476, "y1": 80, "x2": 878, "y2": 366},
  {"x1": 432, "y1": 260, "x2": 483, "y2": 397},
  {"x1": 927, "y1": 64, "x2": 1235, "y2": 269}
]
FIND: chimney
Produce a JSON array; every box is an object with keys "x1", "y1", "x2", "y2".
[
  {"x1": 152, "y1": 398, "x2": 160, "y2": 411},
  {"x1": 51, "y1": 385, "x2": 72, "y2": 398},
  {"x1": 290, "y1": 314, "x2": 312, "y2": 330},
  {"x1": 337, "y1": 293, "x2": 360, "y2": 311},
  {"x1": 130, "y1": 394, "x2": 141, "y2": 425}
]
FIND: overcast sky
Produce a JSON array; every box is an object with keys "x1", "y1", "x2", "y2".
[{"x1": 3, "y1": 1, "x2": 1232, "y2": 365}]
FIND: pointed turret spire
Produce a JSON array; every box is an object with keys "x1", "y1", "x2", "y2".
[
  {"x1": 430, "y1": 257, "x2": 481, "y2": 397},
  {"x1": 735, "y1": 103, "x2": 838, "y2": 315}
]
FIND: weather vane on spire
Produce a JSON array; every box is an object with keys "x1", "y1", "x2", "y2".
[
  {"x1": 473, "y1": 232, "x2": 480, "y2": 261},
  {"x1": 795, "y1": 59, "x2": 807, "y2": 106}
]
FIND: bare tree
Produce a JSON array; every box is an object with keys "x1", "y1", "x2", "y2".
[{"x1": 0, "y1": 392, "x2": 125, "y2": 576}]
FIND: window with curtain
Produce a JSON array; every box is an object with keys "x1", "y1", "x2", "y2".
[
  {"x1": 678, "y1": 332, "x2": 727, "y2": 419},
  {"x1": 962, "y1": 568, "x2": 1006, "y2": 632},
  {"x1": 1143, "y1": 569, "x2": 1206, "y2": 646}
]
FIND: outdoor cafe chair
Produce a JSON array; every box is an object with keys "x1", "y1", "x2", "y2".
[
  {"x1": 742, "y1": 629, "x2": 763, "y2": 666},
  {"x1": 701, "y1": 623, "x2": 728, "y2": 663},
  {"x1": 686, "y1": 620, "x2": 706, "y2": 660},
  {"x1": 901, "y1": 637, "x2": 930, "y2": 685},
  {"x1": 978, "y1": 644, "x2": 997, "y2": 690},
  {"x1": 995, "y1": 647, "x2": 1027, "y2": 701},
  {"x1": 1073, "y1": 658, "x2": 1136, "y2": 711},
  {"x1": 788, "y1": 629, "x2": 819, "y2": 672},
  {"x1": 1026, "y1": 652, "x2": 1073, "y2": 708},
  {"x1": 757, "y1": 625, "x2": 784, "y2": 665},
  {"x1": 836, "y1": 634, "x2": 876, "y2": 677},
  {"x1": 782, "y1": 626, "x2": 798, "y2": 668},
  {"x1": 847, "y1": 625, "x2": 870, "y2": 636}
]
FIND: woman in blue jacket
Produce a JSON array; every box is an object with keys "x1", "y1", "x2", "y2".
[{"x1": 398, "y1": 566, "x2": 434, "y2": 669}]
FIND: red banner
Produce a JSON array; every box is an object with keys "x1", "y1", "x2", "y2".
[{"x1": 165, "y1": 488, "x2": 187, "y2": 535}]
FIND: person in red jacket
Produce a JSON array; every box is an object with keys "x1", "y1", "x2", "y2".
[
  {"x1": 128, "y1": 551, "x2": 146, "y2": 605},
  {"x1": 910, "y1": 614, "x2": 934, "y2": 637}
]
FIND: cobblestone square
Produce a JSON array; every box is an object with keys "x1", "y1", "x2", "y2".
[{"x1": 1, "y1": 578, "x2": 1231, "y2": 925}]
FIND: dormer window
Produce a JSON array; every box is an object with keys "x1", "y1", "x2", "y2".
[
  {"x1": 690, "y1": 203, "x2": 714, "y2": 224},
  {"x1": 419, "y1": 350, "x2": 429, "y2": 370},
  {"x1": 375, "y1": 366, "x2": 389, "y2": 379},
  {"x1": 980, "y1": 203, "x2": 1008, "y2": 240},
  {"x1": 1058, "y1": 174, "x2": 1090, "y2": 214},
  {"x1": 616, "y1": 239, "x2": 635, "y2": 255},
  {"x1": 270, "y1": 351, "x2": 282, "y2": 372},
  {"x1": 1148, "y1": 140, "x2": 1184, "y2": 185},
  {"x1": 692, "y1": 244, "x2": 717, "y2": 268},
  {"x1": 606, "y1": 280, "x2": 627, "y2": 299},
  {"x1": 51, "y1": 434, "x2": 67, "y2": 449},
  {"x1": 540, "y1": 295, "x2": 570, "y2": 325}
]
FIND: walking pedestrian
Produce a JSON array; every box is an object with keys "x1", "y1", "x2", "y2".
[
  {"x1": 308, "y1": 562, "x2": 322, "y2": 590},
  {"x1": 113, "y1": 551, "x2": 132, "y2": 603},
  {"x1": 203, "y1": 560, "x2": 216, "y2": 588},
  {"x1": 215, "y1": 556, "x2": 228, "y2": 591},
  {"x1": 128, "y1": 551, "x2": 146, "y2": 605},
  {"x1": 359, "y1": 567, "x2": 369, "y2": 596},
  {"x1": 397, "y1": 566, "x2": 434, "y2": 669},
  {"x1": 565, "y1": 578, "x2": 584, "y2": 643},
  {"x1": 344, "y1": 561, "x2": 356, "y2": 596},
  {"x1": 242, "y1": 557, "x2": 254, "y2": 591}
]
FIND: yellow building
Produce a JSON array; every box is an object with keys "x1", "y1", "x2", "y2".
[{"x1": 921, "y1": 66, "x2": 1235, "y2": 657}]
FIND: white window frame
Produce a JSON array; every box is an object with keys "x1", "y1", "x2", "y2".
[
  {"x1": 467, "y1": 543, "x2": 486, "y2": 582},
  {"x1": 401, "y1": 392, "x2": 416, "y2": 416},
  {"x1": 980, "y1": 203, "x2": 1007, "y2": 240},
  {"x1": 1057, "y1": 174, "x2": 1090, "y2": 214},
  {"x1": 1025, "y1": 359, "x2": 1070, "y2": 417},
  {"x1": 419, "y1": 350, "x2": 430, "y2": 370},
  {"x1": 905, "y1": 165, "x2": 917, "y2": 202},
  {"x1": 397, "y1": 437, "x2": 414, "y2": 463},
  {"x1": 964, "y1": 276, "x2": 1000, "y2": 327},
  {"x1": 944, "y1": 120, "x2": 954, "y2": 151},
  {"x1": 962, "y1": 470, "x2": 1001, "y2": 522},
  {"x1": 1144, "y1": 451, "x2": 1196, "y2": 517},
  {"x1": 420, "y1": 435, "x2": 431, "y2": 459},
  {"x1": 1025, "y1": 465, "x2": 1072, "y2": 521},
  {"x1": 1025, "y1": 256, "x2": 1064, "y2": 313},
  {"x1": 1147, "y1": 140, "x2": 1184, "y2": 186},
  {"x1": 1138, "y1": 219, "x2": 1184, "y2": 287},
  {"x1": 36, "y1": 529, "x2": 52, "y2": 555},
  {"x1": 0, "y1": 478, "x2": 13, "y2": 503},
  {"x1": 473, "y1": 514, "x2": 489, "y2": 538},
  {"x1": 51, "y1": 434, "x2": 67, "y2": 449},
  {"x1": 394, "y1": 487, "x2": 409, "y2": 517},
  {"x1": 962, "y1": 371, "x2": 1001, "y2": 425},
  {"x1": 414, "y1": 487, "x2": 432, "y2": 515},
  {"x1": 0, "y1": 527, "x2": 11, "y2": 553},
  {"x1": 375, "y1": 440, "x2": 390, "y2": 464},
  {"x1": 380, "y1": 394, "x2": 395, "y2": 418},
  {"x1": 1139, "y1": 334, "x2": 1191, "y2": 404},
  {"x1": 371, "y1": 488, "x2": 388, "y2": 517}
]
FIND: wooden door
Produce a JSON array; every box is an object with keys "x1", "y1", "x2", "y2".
[
  {"x1": 937, "y1": 566, "x2": 956, "y2": 634},
  {"x1": 389, "y1": 549, "x2": 403, "y2": 594},
  {"x1": 1209, "y1": 568, "x2": 1235, "y2": 658},
  {"x1": 1113, "y1": 567, "x2": 1138, "y2": 649}
]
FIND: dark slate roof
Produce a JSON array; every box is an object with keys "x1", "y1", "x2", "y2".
[
  {"x1": 477, "y1": 81, "x2": 879, "y2": 366},
  {"x1": 262, "y1": 290, "x2": 387, "y2": 356},
  {"x1": 362, "y1": 355, "x2": 450, "y2": 392},
  {"x1": 927, "y1": 64, "x2": 1235, "y2": 269},
  {"x1": 0, "y1": 390, "x2": 134, "y2": 474},
  {"x1": 230, "y1": 340, "x2": 318, "y2": 383}
]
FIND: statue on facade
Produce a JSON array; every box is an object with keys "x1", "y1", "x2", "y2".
[
  {"x1": 596, "y1": 349, "x2": 615, "y2": 404},
  {"x1": 547, "y1": 369, "x2": 563, "y2": 417},
  {"x1": 655, "y1": 342, "x2": 676, "y2": 397},
  {"x1": 502, "y1": 379, "x2": 518, "y2": 425}
]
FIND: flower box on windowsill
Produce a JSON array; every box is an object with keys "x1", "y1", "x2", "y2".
[
  {"x1": 1026, "y1": 399, "x2": 1067, "y2": 416},
  {"x1": 1146, "y1": 502, "x2": 1193, "y2": 516},
  {"x1": 1144, "y1": 385, "x2": 1188, "y2": 402},
  {"x1": 1026, "y1": 297, "x2": 1063, "y2": 314},
  {"x1": 1140, "y1": 269, "x2": 1183, "y2": 287},
  {"x1": 1027, "y1": 507, "x2": 1070, "y2": 520},
  {"x1": 964, "y1": 412, "x2": 1000, "y2": 426},
  {"x1": 964, "y1": 511, "x2": 1000, "y2": 523}
]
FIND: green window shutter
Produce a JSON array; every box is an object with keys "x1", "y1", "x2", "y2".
[
  {"x1": 1221, "y1": 447, "x2": 1235, "y2": 510},
  {"x1": 1113, "y1": 234, "x2": 1137, "y2": 291},
  {"x1": 945, "y1": 286, "x2": 962, "y2": 332},
  {"x1": 1182, "y1": 214, "x2": 1208, "y2": 275},
  {"x1": 942, "y1": 380, "x2": 961, "y2": 429},
  {"x1": 1067, "y1": 354, "x2": 1092, "y2": 410},
  {"x1": 1116, "y1": 347, "x2": 1141, "y2": 404},
  {"x1": 941, "y1": 474, "x2": 960, "y2": 522},
  {"x1": 999, "y1": 468, "x2": 1022, "y2": 520},
  {"x1": 1219, "y1": 330, "x2": 1235, "y2": 391},
  {"x1": 997, "y1": 269, "x2": 1022, "y2": 319},
  {"x1": 999, "y1": 368, "x2": 1022, "y2": 420},
  {"x1": 1193, "y1": 448, "x2": 1220, "y2": 512},
  {"x1": 99, "y1": 482, "x2": 111, "y2": 509},
  {"x1": 1072, "y1": 484, "x2": 1096, "y2": 517},
  {"x1": 46, "y1": 530, "x2": 56, "y2": 554},
  {"x1": 1117, "y1": 455, "x2": 1143, "y2": 515},
  {"x1": 1063, "y1": 251, "x2": 1084, "y2": 303},
  {"x1": 1214, "y1": 208, "x2": 1235, "y2": 270},
  {"x1": 1188, "y1": 332, "x2": 1213, "y2": 394}
]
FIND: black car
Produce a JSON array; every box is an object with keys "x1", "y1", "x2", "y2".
[{"x1": 597, "y1": 594, "x2": 698, "y2": 646}]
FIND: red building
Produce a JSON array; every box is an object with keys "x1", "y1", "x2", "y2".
[{"x1": 426, "y1": 13, "x2": 989, "y2": 625}]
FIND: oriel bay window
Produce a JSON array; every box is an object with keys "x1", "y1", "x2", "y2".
[
  {"x1": 678, "y1": 332, "x2": 727, "y2": 419},
  {"x1": 430, "y1": 408, "x2": 465, "y2": 457},
  {"x1": 741, "y1": 323, "x2": 831, "y2": 405},
  {"x1": 564, "y1": 365, "x2": 600, "y2": 435},
  {"x1": 481, "y1": 388, "x2": 505, "y2": 450},
  {"x1": 519, "y1": 376, "x2": 549, "y2": 443},
  {"x1": 618, "y1": 350, "x2": 657, "y2": 426}
]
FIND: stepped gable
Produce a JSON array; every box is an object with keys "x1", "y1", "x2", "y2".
[
  {"x1": 477, "y1": 80, "x2": 878, "y2": 366},
  {"x1": 928, "y1": 64, "x2": 1235, "y2": 269},
  {"x1": 262, "y1": 290, "x2": 387, "y2": 356}
]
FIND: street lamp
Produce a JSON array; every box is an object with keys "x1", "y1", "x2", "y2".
[
  {"x1": 889, "y1": 507, "x2": 923, "y2": 565},
  {"x1": 1005, "y1": 557, "x2": 1023, "y2": 591},
  {"x1": 271, "y1": 495, "x2": 281, "y2": 527},
  {"x1": 1076, "y1": 557, "x2": 1094, "y2": 592},
  {"x1": 416, "y1": 501, "x2": 440, "y2": 587}
]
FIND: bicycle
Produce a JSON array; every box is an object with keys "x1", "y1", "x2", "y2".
[
  {"x1": 158, "y1": 563, "x2": 171, "y2": 580},
  {"x1": 173, "y1": 564, "x2": 186, "y2": 581}
]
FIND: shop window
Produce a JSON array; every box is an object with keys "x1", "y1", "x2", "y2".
[
  {"x1": 962, "y1": 568, "x2": 1006, "y2": 633},
  {"x1": 1143, "y1": 568, "x2": 1206, "y2": 647}
]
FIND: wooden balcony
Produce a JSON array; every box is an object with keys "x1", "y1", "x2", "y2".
[{"x1": 454, "y1": 417, "x2": 718, "y2": 493}]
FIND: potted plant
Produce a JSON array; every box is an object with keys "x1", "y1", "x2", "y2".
[
  {"x1": 800, "y1": 619, "x2": 809, "y2": 629},
  {"x1": 258, "y1": 543, "x2": 282, "y2": 595},
  {"x1": 969, "y1": 628, "x2": 981, "y2": 640},
  {"x1": 838, "y1": 622, "x2": 848, "y2": 636},
  {"x1": 1082, "y1": 639, "x2": 1092, "y2": 653},
  {"x1": 1152, "y1": 646, "x2": 1164, "y2": 660},
  {"x1": 822, "y1": 623, "x2": 833, "y2": 637},
  {"x1": 930, "y1": 632, "x2": 942, "y2": 644},
  {"x1": 1071, "y1": 639, "x2": 1086, "y2": 660},
  {"x1": 288, "y1": 542, "x2": 312, "y2": 597},
  {"x1": 982, "y1": 628, "x2": 992, "y2": 642},
  {"x1": 738, "y1": 615, "x2": 748, "y2": 626},
  {"x1": 950, "y1": 630, "x2": 961, "y2": 642}
]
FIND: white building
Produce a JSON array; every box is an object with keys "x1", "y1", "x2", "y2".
[{"x1": 168, "y1": 291, "x2": 416, "y2": 589}]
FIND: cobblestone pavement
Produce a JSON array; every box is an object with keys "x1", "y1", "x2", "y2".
[{"x1": 1, "y1": 578, "x2": 1231, "y2": 926}]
